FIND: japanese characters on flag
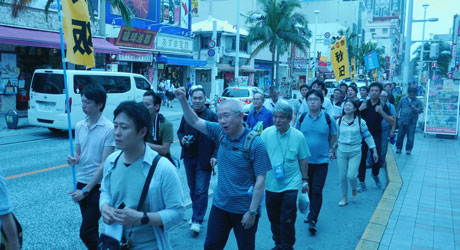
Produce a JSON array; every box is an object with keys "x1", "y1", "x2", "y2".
[
  {"x1": 330, "y1": 37, "x2": 350, "y2": 82},
  {"x1": 62, "y1": 0, "x2": 95, "y2": 68}
]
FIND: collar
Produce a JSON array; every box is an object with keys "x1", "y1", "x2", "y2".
[
  {"x1": 255, "y1": 106, "x2": 265, "y2": 114},
  {"x1": 276, "y1": 126, "x2": 291, "y2": 137},
  {"x1": 308, "y1": 110, "x2": 323, "y2": 120},
  {"x1": 84, "y1": 115, "x2": 106, "y2": 129},
  {"x1": 227, "y1": 127, "x2": 249, "y2": 142},
  {"x1": 109, "y1": 144, "x2": 159, "y2": 168}
]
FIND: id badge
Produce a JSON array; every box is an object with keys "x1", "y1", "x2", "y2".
[{"x1": 274, "y1": 162, "x2": 285, "y2": 179}]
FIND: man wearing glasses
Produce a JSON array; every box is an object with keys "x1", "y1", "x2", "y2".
[
  {"x1": 175, "y1": 87, "x2": 271, "y2": 250},
  {"x1": 177, "y1": 86, "x2": 218, "y2": 235},
  {"x1": 295, "y1": 89, "x2": 337, "y2": 234}
]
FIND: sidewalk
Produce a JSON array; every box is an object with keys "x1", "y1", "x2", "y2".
[{"x1": 379, "y1": 132, "x2": 460, "y2": 250}]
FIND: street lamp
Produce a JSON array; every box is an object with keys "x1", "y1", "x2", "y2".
[
  {"x1": 417, "y1": 4, "x2": 438, "y2": 85},
  {"x1": 313, "y1": 10, "x2": 320, "y2": 81},
  {"x1": 235, "y1": 0, "x2": 241, "y2": 84}
]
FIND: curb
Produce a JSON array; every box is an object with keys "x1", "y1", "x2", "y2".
[{"x1": 355, "y1": 146, "x2": 402, "y2": 250}]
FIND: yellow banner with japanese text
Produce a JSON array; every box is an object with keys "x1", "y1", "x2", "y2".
[
  {"x1": 62, "y1": 0, "x2": 95, "y2": 68},
  {"x1": 330, "y1": 37, "x2": 350, "y2": 81},
  {"x1": 191, "y1": 0, "x2": 199, "y2": 17}
]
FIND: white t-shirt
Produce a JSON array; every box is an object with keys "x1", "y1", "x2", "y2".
[
  {"x1": 75, "y1": 115, "x2": 115, "y2": 184},
  {"x1": 264, "y1": 98, "x2": 289, "y2": 112}
]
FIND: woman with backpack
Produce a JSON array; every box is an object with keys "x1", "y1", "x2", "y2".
[{"x1": 331, "y1": 99, "x2": 378, "y2": 206}]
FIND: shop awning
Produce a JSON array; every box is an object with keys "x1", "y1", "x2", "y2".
[
  {"x1": 156, "y1": 56, "x2": 207, "y2": 66},
  {"x1": 218, "y1": 64, "x2": 256, "y2": 73},
  {"x1": 0, "y1": 25, "x2": 121, "y2": 54}
]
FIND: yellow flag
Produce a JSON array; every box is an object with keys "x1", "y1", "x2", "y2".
[
  {"x1": 62, "y1": 0, "x2": 95, "y2": 68},
  {"x1": 330, "y1": 37, "x2": 350, "y2": 82}
]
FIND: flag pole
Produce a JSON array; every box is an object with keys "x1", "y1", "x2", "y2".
[{"x1": 56, "y1": 0, "x2": 77, "y2": 191}]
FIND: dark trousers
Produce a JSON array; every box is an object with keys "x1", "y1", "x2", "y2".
[
  {"x1": 307, "y1": 163, "x2": 328, "y2": 222},
  {"x1": 396, "y1": 120, "x2": 416, "y2": 151},
  {"x1": 76, "y1": 182, "x2": 101, "y2": 250},
  {"x1": 183, "y1": 157, "x2": 212, "y2": 224},
  {"x1": 266, "y1": 190, "x2": 298, "y2": 250},
  {"x1": 359, "y1": 135, "x2": 382, "y2": 183},
  {"x1": 204, "y1": 205, "x2": 259, "y2": 250}
]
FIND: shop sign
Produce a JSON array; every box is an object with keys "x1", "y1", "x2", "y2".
[
  {"x1": 119, "y1": 53, "x2": 153, "y2": 62},
  {"x1": 115, "y1": 27, "x2": 157, "y2": 49},
  {"x1": 293, "y1": 59, "x2": 306, "y2": 69},
  {"x1": 155, "y1": 34, "x2": 193, "y2": 53},
  {"x1": 191, "y1": 0, "x2": 198, "y2": 17}
]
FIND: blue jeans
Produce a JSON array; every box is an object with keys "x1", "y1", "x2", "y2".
[
  {"x1": 204, "y1": 206, "x2": 259, "y2": 250},
  {"x1": 307, "y1": 163, "x2": 328, "y2": 222},
  {"x1": 77, "y1": 182, "x2": 101, "y2": 250},
  {"x1": 184, "y1": 157, "x2": 211, "y2": 224},
  {"x1": 396, "y1": 120, "x2": 416, "y2": 151},
  {"x1": 266, "y1": 190, "x2": 298, "y2": 249},
  {"x1": 381, "y1": 126, "x2": 391, "y2": 168}
]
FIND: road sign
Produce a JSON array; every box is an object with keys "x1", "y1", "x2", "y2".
[
  {"x1": 324, "y1": 32, "x2": 331, "y2": 39},
  {"x1": 208, "y1": 39, "x2": 216, "y2": 48},
  {"x1": 208, "y1": 49, "x2": 215, "y2": 57}
]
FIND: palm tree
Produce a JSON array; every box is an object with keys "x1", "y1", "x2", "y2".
[
  {"x1": 337, "y1": 28, "x2": 358, "y2": 59},
  {"x1": 245, "y1": 0, "x2": 311, "y2": 86},
  {"x1": 7, "y1": 0, "x2": 132, "y2": 25}
]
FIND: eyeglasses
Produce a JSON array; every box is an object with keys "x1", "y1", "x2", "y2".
[
  {"x1": 217, "y1": 111, "x2": 239, "y2": 121},
  {"x1": 307, "y1": 97, "x2": 321, "y2": 102}
]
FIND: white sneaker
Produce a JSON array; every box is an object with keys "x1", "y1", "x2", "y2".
[{"x1": 190, "y1": 223, "x2": 201, "y2": 234}]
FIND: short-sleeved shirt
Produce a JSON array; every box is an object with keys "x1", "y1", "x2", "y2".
[
  {"x1": 75, "y1": 115, "x2": 115, "y2": 184},
  {"x1": 264, "y1": 98, "x2": 289, "y2": 112},
  {"x1": 296, "y1": 110, "x2": 337, "y2": 164},
  {"x1": 398, "y1": 96, "x2": 423, "y2": 123},
  {"x1": 261, "y1": 127, "x2": 310, "y2": 192},
  {"x1": 246, "y1": 106, "x2": 274, "y2": 130},
  {"x1": 381, "y1": 101, "x2": 396, "y2": 130},
  {"x1": 205, "y1": 122, "x2": 271, "y2": 214},
  {"x1": 361, "y1": 100, "x2": 386, "y2": 137},
  {"x1": 0, "y1": 171, "x2": 11, "y2": 217},
  {"x1": 148, "y1": 115, "x2": 174, "y2": 145}
]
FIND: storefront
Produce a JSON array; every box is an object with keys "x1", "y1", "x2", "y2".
[
  {"x1": 0, "y1": 25, "x2": 119, "y2": 112},
  {"x1": 254, "y1": 60, "x2": 272, "y2": 90}
]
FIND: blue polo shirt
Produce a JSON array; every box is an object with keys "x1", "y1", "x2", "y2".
[
  {"x1": 381, "y1": 101, "x2": 396, "y2": 130},
  {"x1": 206, "y1": 122, "x2": 271, "y2": 214},
  {"x1": 246, "y1": 106, "x2": 274, "y2": 130},
  {"x1": 296, "y1": 110, "x2": 337, "y2": 164}
]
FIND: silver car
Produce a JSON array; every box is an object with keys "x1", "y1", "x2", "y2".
[{"x1": 217, "y1": 86, "x2": 265, "y2": 115}]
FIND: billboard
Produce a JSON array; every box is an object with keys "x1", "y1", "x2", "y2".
[
  {"x1": 425, "y1": 79, "x2": 460, "y2": 135},
  {"x1": 106, "y1": 0, "x2": 190, "y2": 36}
]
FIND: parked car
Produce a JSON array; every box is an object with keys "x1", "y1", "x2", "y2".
[
  {"x1": 216, "y1": 86, "x2": 265, "y2": 116},
  {"x1": 28, "y1": 69, "x2": 152, "y2": 132}
]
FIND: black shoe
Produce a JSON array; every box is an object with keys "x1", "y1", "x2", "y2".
[
  {"x1": 270, "y1": 246, "x2": 282, "y2": 250},
  {"x1": 309, "y1": 221, "x2": 317, "y2": 234}
]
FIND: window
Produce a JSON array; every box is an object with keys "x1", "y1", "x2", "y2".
[
  {"x1": 74, "y1": 75, "x2": 131, "y2": 94},
  {"x1": 31, "y1": 73, "x2": 65, "y2": 94},
  {"x1": 383, "y1": 28, "x2": 388, "y2": 34},
  {"x1": 135, "y1": 77, "x2": 151, "y2": 90},
  {"x1": 370, "y1": 28, "x2": 375, "y2": 32},
  {"x1": 222, "y1": 88, "x2": 250, "y2": 98},
  {"x1": 231, "y1": 38, "x2": 249, "y2": 52},
  {"x1": 200, "y1": 36, "x2": 210, "y2": 49}
]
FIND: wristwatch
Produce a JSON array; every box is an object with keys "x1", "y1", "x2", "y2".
[
  {"x1": 141, "y1": 212, "x2": 149, "y2": 225},
  {"x1": 248, "y1": 209, "x2": 257, "y2": 217},
  {"x1": 81, "y1": 187, "x2": 89, "y2": 197}
]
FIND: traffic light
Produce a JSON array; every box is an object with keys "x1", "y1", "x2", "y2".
[{"x1": 431, "y1": 62, "x2": 437, "y2": 71}]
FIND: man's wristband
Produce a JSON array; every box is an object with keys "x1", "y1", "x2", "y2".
[
  {"x1": 302, "y1": 178, "x2": 309, "y2": 182},
  {"x1": 82, "y1": 187, "x2": 90, "y2": 197}
]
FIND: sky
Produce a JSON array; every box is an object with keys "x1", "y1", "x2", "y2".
[{"x1": 410, "y1": 0, "x2": 459, "y2": 42}]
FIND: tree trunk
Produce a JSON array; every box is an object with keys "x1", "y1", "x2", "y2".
[
  {"x1": 275, "y1": 47, "x2": 280, "y2": 87},
  {"x1": 271, "y1": 46, "x2": 275, "y2": 87}
]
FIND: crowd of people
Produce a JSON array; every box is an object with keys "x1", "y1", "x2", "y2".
[{"x1": 0, "y1": 79, "x2": 424, "y2": 250}]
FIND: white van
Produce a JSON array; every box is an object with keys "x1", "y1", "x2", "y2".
[{"x1": 28, "y1": 69, "x2": 152, "y2": 131}]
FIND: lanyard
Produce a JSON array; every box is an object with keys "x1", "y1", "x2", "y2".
[
  {"x1": 152, "y1": 113, "x2": 159, "y2": 141},
  {"x1": 276, "y1": 129, "x2": 290, "y2": 164}
]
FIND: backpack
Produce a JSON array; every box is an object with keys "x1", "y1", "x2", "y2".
[
  {"x1": 297, "y1": 111, "x2": 332, "y2": 133},
  {"x1": 218, "y1": 130, "x2": 258, "y2": 161}
]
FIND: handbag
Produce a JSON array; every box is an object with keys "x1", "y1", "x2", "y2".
[
  {"x1": 98, "y1": 152, "x2": 162, "y2": 250},
  {"x1": 0, "y1": 213, "x2": 23, "y2": 250}
]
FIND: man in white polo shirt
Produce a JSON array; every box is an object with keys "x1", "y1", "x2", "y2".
[{"x1": 67, "y1": 84, "x2": 115, "y2": 250}]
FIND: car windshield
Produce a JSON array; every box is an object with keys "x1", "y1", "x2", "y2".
[{"x1": 222, "y1": 88, "x2": 250, "y2": 98}]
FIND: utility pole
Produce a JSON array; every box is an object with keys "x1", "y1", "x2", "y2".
[
  {"x1": 418, "y1": 4, "x2": 429, "y2": 86},
  {"x1": 235, "y1": 0, "x2": 240, "y2": 84},
  {"x1": 211, "y1": 20, "x2": 217, "y2": 98},
  {"x1": 402, "y1": 0, "x2": 414, "y2": 90}
]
